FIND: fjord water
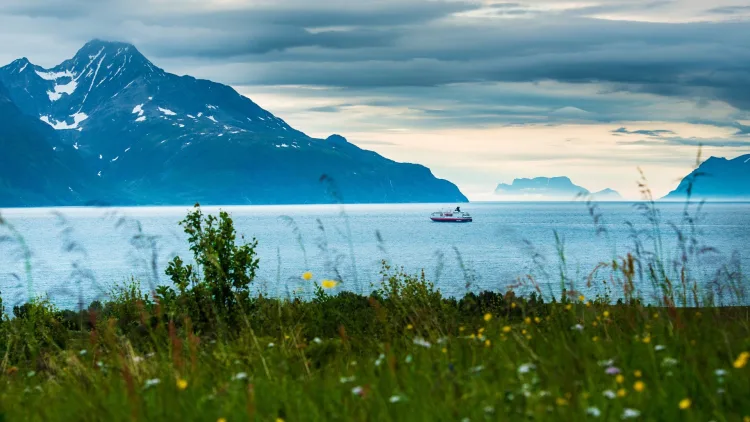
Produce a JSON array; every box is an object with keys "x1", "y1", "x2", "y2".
[{"x1": 1, "y1": 202, "x2": 748, "y2": 309}]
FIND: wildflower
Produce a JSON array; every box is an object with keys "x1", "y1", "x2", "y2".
[
  {"x1": 478, "y1": 327, "x2": 485, "y2": 334},
  {"x1": 404, "y1": 355, "x2": 413, "y2": 364},
  {"x1": 521, "y1": 329, "x2": 527, "y2": 335},
  {"x1": 406, "y1": 324, "x2": 414, "y2": 330},
  {"x1": 144, "y1": 378, "x2": 161, "y2": 389},
  {"x1": 442, "y1": 347, "x2": 448, "y2": 354},
  {"x1": 733, "y1": 352, "x2": 749, "y2": 369},
  {"x1": 268, "y1": 342, "x2": 275, "y2": 348},
  {"x1": 484, "y1": 406, "x2": 495, "y2": 414},
  {"x1": 633, "y1": 381, "x2": 645, "y2": 392},
  {"x1": 375, "y1": 353, "x2": 385, "y2": 366},
  {"x1": 655, "y1": 345, "x2": 666, "y2": 352},
  {"x1": 470, "y1": 365, "x2": 485, "y2": 373},
  {"x1": 217, "y1": 419, "x2": 227, "y2": 422},
  {"x1": 176, "y1": 378, "x2": 188, "y2": 390},
  {"x1": 556, "y1": 397, "x2": 568, "y2": 406},
  {"x1": 679, "y1": 398, "x2": 691, "y2": 410},
  {"x1": 593, "y1": 336, "x2": 599, "y2": 342},
  {"x1": 586, "y1": 301, "x2": 592, "y2": 307},
  {"x1": 302, "y1": 271, "x2": 313, "y2": 281},
  {"x1": 603, "y1": 311, "x2": 610, "y2": 318},
  {"x1": 603, "y1": 390, "x2": 616, "y2": 399},
  {"x1": 517, "y1": 363, "x2": 536, "y2": 374},
  {"x1": 605, "y1": 366, "x2": 621, "y2": 375},
  {"x1": 642, "y1": 335, "x2": 651, "y2": 344},
  {"x1": 276, "y1": 419, "x2": 285, "y2": 422},
  {"x1": 133, "y1": 356, "x2": 144, "y2": 363},
  {"x1": 526, "y1": 335, "x2": 532, "y2": 340},
  {"x1": 351, "y1": 386, "x2": 364, "y2": 396},
  {"x1": 413, "y1": 337, "x2": 432, "y2": 348},
  {"x1": 484, "y1": 339, "x2": 491, "y2": 347},
  {"x1": 714, "y1": 369, "x2": 727, "y2": 377},
  {"x1": 79, "y1": 350, "x2": 87, "y2": 356},
  {"x1": 321, "y1": 279, "x2": 338, "y2": 289},
  {"x1": 232, "y1": 372, "x2": 248, "y2": 381},
  {"x1": 565, "y1": 304, "x2": 573, "y2": 311},
  {"x1": 459, "y1": 326, "x2": 465, "y2": 332},
  {"x1": 578, "y1": 295, "x2": 585, "y2": 302},
  {"x1": 616, "y1": 374, "x2": 625, "y2": 384},
  {"x1": 634, "y1": 370, "x2": 642, "y2": 378},
  {"x1": 313, "y1": 337, "x2": 323, "y2": 344},
  {"x1": 511, "y1": 302, "x2": 517, "y2": 309},
  {"x1": 622, "y1": 408, "x2": 641, "y2": 419},
  {"x1": 484, "y1": 313, "x2": 492, "y2": 322},
  {"x1": 616, "y1": 388, "x2": 627, "y2": 398},
  {"x1": 571, "y1": 324, "x2": 584, "y2": 332},
  {"x1": 534, "y1": 317, "x2": 541, "y2": 323},
  {"x1": 587, "y1": 407, "x2": 601, "y2": 417},
  {"x1": 598, "y1": 359, "x2": 614, "y2": 367},
  {"x1": 661, "y1": 357, "x2": 678, "y2": 367},
  {"x1": 27, "y1": 371, "x2": 36, "y2": 377},
  {"x1": 389, "y1": 395, "x2": 404, "y2": 403},
  {"x1": 339, "y1": 376, "x2": 356, "y2": 383},
  {"x1": 502, "y1": 326, "x2": 511, "y2": 333},
  {"x1": 524, "y1": 317, "x2": 532, "y2": 324}
]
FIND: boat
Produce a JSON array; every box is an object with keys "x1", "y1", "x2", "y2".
[{"x1": 430, "y1": 207, "x2": 473, "y2": 223}]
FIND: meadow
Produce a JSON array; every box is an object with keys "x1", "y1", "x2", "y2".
[{"x1": 0, "y1": 186, "x2": 749, "y2": 421}]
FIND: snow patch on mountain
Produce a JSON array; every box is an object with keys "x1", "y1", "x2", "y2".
[
  {"x1": 132, "y1": 104, "x2": 144, "y2": 116},
  {"x1": 48, "y1": 79, "x2": 78, "y2": 101},
  {"x1": 35, "y1": 69, "x2": 75, "y2": 81},
  {"x1": 158, "y1": 107, "x2": 176, "y2": 116},
  {"x1": 207, "y1": 115, "x2": 217, "y2": 123},
  {"x1": 39, "y1": 112, "x2": 89, "y2": 130},
  {"x1": 135, "y1": 116, "x2": 146, "y2": 122}
]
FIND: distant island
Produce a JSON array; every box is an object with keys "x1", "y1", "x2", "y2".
[
  {"x1": 663, "y1": 154, "x2": 750, "y2": 201},
  {"x1": 493, "y1": 177, "x2": 622, "y2": 201},
  {"x1": 0, "y1": 40, "x2": 467, "y2": 207}
]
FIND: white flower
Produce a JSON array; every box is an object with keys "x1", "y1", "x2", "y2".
[
  {"x1": 571, "y1": 324, "x2": 584, "y2": 331},
  {"x1": 483, "y1": 406, "x2": 495, "y2": 414},
  {"x1": 96, "y1": 361, "x2": 104, "y2": 368},
  {"x1": 79, "y1": 350, "x2": 87, "y2": 356},
  {"x1": 603, "y1": 390, "x2": 616, "y2": 399},
  {"x1": 539, "y1": 391, "x2": 551, "y2": 397},
  {"x1": 232, "y1": 372, "x2": 248, "y2": 381},
  {"x1": 714, "y1": 369, "x2": 727, "y2": 377},
  {"x1": 27, "y1": 371, "x2": 36, "y2": 377},
  {"x1": 133, "y1": 356, "x2": 144, "y2": 363},
  {"x1": 587, "y1": 407, "x2": 601, "y2": 417},
  {"x1": 661, "y1": 357, "x2": 678, "y2": 367},
  {"x1": 144, "y1": 378, "x2": 160, "y2": 388},
  {"x1": 339, "y1": 376, "x2": 356, "y2": 383},
  {"x1": 313, "y1": 337, "x2": 323, "y2": 344},
  {"x1": 654, "y1": 345, "x2": 666, "y2": 352},
  {"x1": 518, "y1": 363, "x2": 536, "y2": 374},
  {"x1": 621, "y1": 408, "x2": 641, "y2": 419},
  {"x1": 598, "y1": 359, "x2": 614, "y2": 367},
  {"x1": 145, "y1": 352, "x2": 155, "y2": 358},
  {"x1": 375, "y1": 354, "x2": 385, "y2": 367},
  {"x1": 267, "y1": 342, "x2": 275, "y2": 348},
  {"x1": 470, "y1": 365, "x2": 485, "y2": 373},
  {"x1": 389, "y1": 395, "x2": 404, "y2": 403},
  {"x1": 413, "y1": 337, "x2": 432, "y2": 348},
  {"x1": 405, "y1": 354, "x2": 413, "y2": 364},
  {"x1": 351, "y1": 386, "x2": 364, "y2": 396}
]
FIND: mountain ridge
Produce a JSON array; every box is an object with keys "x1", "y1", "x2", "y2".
[
  {"x1": 663, "y1": 154, "x2": 750, "y2": 201},
  {"x1": 493, "y1": 176, "x2": 622, "y2": 201},
  {"x1": 0, "y1": 40, "x2": 468, "y2": 206}
]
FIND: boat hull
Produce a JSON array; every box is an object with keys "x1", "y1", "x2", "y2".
[{"x1": 430, "y1": 217, "x2": 473, "y2": 223}]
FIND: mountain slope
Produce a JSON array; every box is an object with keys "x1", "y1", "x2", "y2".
[
  {"x1": 663, "y1": 154, "x2": 750, "y2": 201},
  {"x1": 0, "y1": 40, "x2": 467, "y2": 206},
  {"x1": 493, "y1": 177, "x2": 622, "y2": 201},
  {"x1": 0, "y1": 82, "x2": 92, "y2": 206}
]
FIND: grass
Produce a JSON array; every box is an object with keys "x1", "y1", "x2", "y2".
[{"x1": 0, "y1": 161, "x2": 749, "y2": 421}]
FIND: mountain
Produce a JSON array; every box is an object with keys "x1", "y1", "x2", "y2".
[
  {"x1": 0, "y1": 40, "x2": 467, "y2": 206},
  {"x1": 0, "y1": 81, "x2": 94, "y2": 207},
  {"x1": 663, "y1": 154, "x2": 750, "y2": 201},
  {"x1": 493, "y1": 177, "x2": 622, "y2": 201}
]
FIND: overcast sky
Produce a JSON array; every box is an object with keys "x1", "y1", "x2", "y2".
[{"x1": 1, "y1": 0, "x2": 749, "y2": 199}]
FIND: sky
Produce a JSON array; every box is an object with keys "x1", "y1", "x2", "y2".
[{"x1": 1, "y1": 0, "x2": 749, "y2": 200}]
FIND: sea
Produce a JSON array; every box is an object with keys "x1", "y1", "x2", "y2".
[{"x1": 1, "y1": 202, "x2": 749, "y2": 309}]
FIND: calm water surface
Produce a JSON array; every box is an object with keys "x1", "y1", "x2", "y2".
[{"x1": 1, "y1": 202, "x2": 748, "y2": 308}]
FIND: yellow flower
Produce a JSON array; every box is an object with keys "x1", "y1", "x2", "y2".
[
  {"x1": 459, "y1": 326, "x2": 465, "y2": 332},
  {"x1": 615, "y1": 374, "x2": 624, "y2": 384},
  {"x1": 733, "y1": 352, "x2": 749, "y2": 369},
  {"x1": 592, "y1": 336, "x2": 599, "y2": 342},
  {"x1": 406, "y1": 324, "x2": 414, "y2": 330},
  {"x1": 502, "y1": 326, "x2": 511, "y2": 333},
  {"x1": 469, "y1": 333, "x2": 476, "y2": 339},
  {"x1": 634, "y1": 370, "x2": 642, "y2": 378},
  {"x1": 679, "y1": 398, "x2": 691, "y2": 410},
  {"x1": 578, "y1": 295, "x2": 585, "y2": 302},
  {"x1": 485, "y1": 339, "x2": 491, "y2": 347},
  {"x1": 302, "y1": 271, "x2": 313, "y2": 281},
  {"x1": 586, "y1": 301, "x2": 592, "y2": 307},
  {"x1": 521, "y1": 329, "x2": 527, "y2": 335},
  {"x1": 695, "y1": 311, "x2": 702, "y2": 317},
  {"x1": 525, "y1": 335, "x2": 532, "y2": 340},
  {"x1": 217, "y1": 419, "x2": 227, "y2": 422},
  {"x1": 511, "y1": 302, "x2": 517, "y2": 309},
  {"x1": 442, "y1": 347, "x2": 447, "y2": 354},
  {"x1": 478, "y1": 327, "x2": 485, "y2": 334},
  {"x1": 592, "y1": 321, "x2": 598, "y2": 327},
  {"x1": 633, "y1": 381, "x2": 645, "y2": 392},
  {"x1": 603, "y1": 311, "x2": 610, "y2": 318},
  {"x1": 176, "y1": 378, "x2": 188, "y2": 390},
  {"x1": 484, "y1": 313, "x2": 493, "y2": 322},
  {"x1": 743, "y1": 417, "x2": 750, "y2": 422},
  {"x1": 524, "y1": 317, "x2": 532, "y2": 324},
  {"x1": 565, "y1": 304, "x2": 573, "y2": 311},
  {"x1": 321, "y1": 279, "x2": 338, "y2": 289},
  {"x1": 642, "y1": 335, "x2": 651, "y2": 344},
  {"x1": 276, "y1": 419, "x2": 285, "y2": 422},
  {"x1": 617, "y1": 388, "x2": 627, "y2": 398},
  {"x1": 534, "y1": 317, "x2": 541, "y2": 324},
  {"x1": 556, "y1": 397, "x2": 568, "y2": 406}
]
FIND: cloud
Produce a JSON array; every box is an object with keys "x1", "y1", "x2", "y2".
[
  {"x1": 612, "y1": 127, "x2": 676, "y2": 136},
  {"x1": 617, "y1": 137, "x2": 750, "y2": 147}
]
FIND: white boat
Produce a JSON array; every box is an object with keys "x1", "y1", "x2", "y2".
[{"x1": 430, "y1": 207, "x2": 472, "y2": 223}]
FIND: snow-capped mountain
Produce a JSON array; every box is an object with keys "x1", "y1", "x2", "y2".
[{"x1": 0, "y1": 40, "x2": 467, "y2": 206}]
